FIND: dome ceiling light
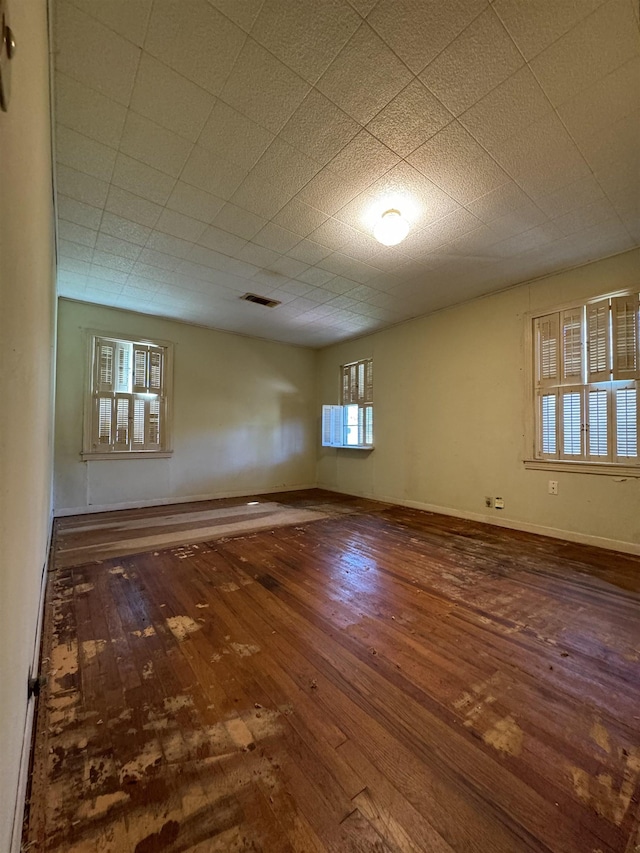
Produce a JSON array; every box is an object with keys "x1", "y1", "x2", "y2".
[{"x1": 373, "y1": 209, "x2": 410, "y2": 247}]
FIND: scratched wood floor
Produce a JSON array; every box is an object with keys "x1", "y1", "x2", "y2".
[{"x1": 25, "y1": 490, "x2": 640, "y2": 852}]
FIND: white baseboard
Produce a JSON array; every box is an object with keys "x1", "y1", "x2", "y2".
[
  {"x1": 319, "y1": 485, "x2": 640, "y2": 556},
  {"x1": 10, "y1": 511, "x2": 53, "y2": 853},
  {"x1": 54, "y1": 483, "x2": 318, "y2": 517}
]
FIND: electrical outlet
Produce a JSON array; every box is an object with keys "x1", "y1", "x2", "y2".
[
  {"x1": 548, "y1": 480, "x2": 558, "y2": 495},
  {"x1": 495, "y1": 497, "x2": 504, "y2": 509},
  {"x1": 485, "y1": 496, "x2": 493, "y2": 508}
]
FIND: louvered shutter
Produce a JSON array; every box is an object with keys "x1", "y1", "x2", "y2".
[
  {"x1": 321, "y1": 405, "x2": 344, "y2": 446},
  {"x1": 561, "y1": 389, "x2": 583, "y2": 457},
  {"x1": 364, "y1": 359, "x2": 373, "y2": 403},
  {"x1": 615, "y1": 386, "x2": 638, "y2": 459},
  {"x1": 96, "y1": 396, "x2": 113, "y2": 447},
  {"x1": 612, "y1": 295, "x2": 639, "y2": 380},
  {"x1": 587, "y1": 388, "x2": 608, "y2": 458},
  {"x1": 148, "y1": 347, "x2": 163, "y2": 393},
  {"x1": 132, "y1": 346, "x2": 149, "y2": 393},
  {"x1": 115, "y1": 342, "x2": 132, "y2": 393},
  {"x1": 95, "y1": 339, "x2": 116, "y2": 393},
  {"x1": 147, "y1": 398, "x2": 161, "y2": 449},
  {"x1": 364, "y1": 405, "x2": 373, "y2": 445},
  {"x1": 537, "y1": 391, "x2": 558, "y2": 457},
  {"x1": 132, "y1": 398, "x2": 146, "y2": 447},
  {"x1": 561, "y1": 308, "x2": 583, "y2": 381},
  {"x1": 114, "y1": 395, "x2": 131, "y2": 450},
  {"x1": 535, "y1": 314, "x2": 559, "y2": 386},
  {"x1": 586, "y1": 300, "x2": 610, "y2": 382}
]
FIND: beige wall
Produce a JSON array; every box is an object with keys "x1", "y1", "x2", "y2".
[
  {"x1": 0, "y1": 2, "x2": 56, "y2": 850},
  {"x1": 55, "y1": 300, "x2": 318, "y2": 512},
  {"x1": 318, "y1": 249, "x2": 640, "y2": 553}
]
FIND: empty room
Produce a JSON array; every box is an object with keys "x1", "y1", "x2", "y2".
[{"x1": 1, "y1": 0, "x2": 639, "y2": 851}]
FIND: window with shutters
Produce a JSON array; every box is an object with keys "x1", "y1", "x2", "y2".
[
  {"x1": 83, "y1": 333, "x2": 173, "y2": 459},
  {"x1": 530, "y1": 291, "x2": 639, "y2": 472},
  {"x1": 322, "y1": 358, "x2": 373, "y2": 448}
]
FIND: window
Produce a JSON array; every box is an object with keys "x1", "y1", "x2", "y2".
[
  {"x1": 530, "y1": 292, "x2": 639, "y2": 471},
  {"x1": 83, "y1": 333, "x2": 173, "y2": 458},
  {"x1": 322, "y1": 358, "x2": 373, "y2": 448}
]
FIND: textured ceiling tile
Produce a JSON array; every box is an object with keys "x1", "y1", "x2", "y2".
[
  {"x1": 317, "y1": 252, "x2": 378, "y2": 282},
  {"x1": 56, "y1": 125, "x2": 117, "y2": 182},
  {"x1": 316, "y1": 23, "x2": 413, "y2": 124},
  {"x1": 155, "y1": 209, "x2": 208, "y2": 243},
  {"x1": 165, "y1": 182, "x2": 226, "y2": 223},
  {"x1": 366, "y1": 79, "x2": 454, "y2": 157},
  {"x1": 466, "y1": 181, "x2": 533, "y2": 222},
  {"x1": 56, "y1": 165, "x2": 109, "y2": 208},
  {"x1": 551, "y1": 198, "x2": 620, "y2": 237},
  {"x1": 296, "y1": 266, "x2": 337, "y2": 285},
  {"x1": 220, "y1": 39, "x2": 311, "y2": 133},
  {"x1": 147, "y1": 231, "x2": 195, "y2": 259},
  {"x1": 295, "y1": 168, "x2": 375, "y2": 216},
  {"x1": 95, "y1": 233, "x2": 143, "y2": 261},
  {"x1": 58, "y1": 239, "x2": 94, "y2": 262},
  {"x1": 534, "y1": 175, "x2": 606, "y2": 219},
  {"x1": 144, "y1": 0, "x2": 245, "y2": 95},
  {"x1": 208, "y1": 0, "x2": 264, "y2": 31},
  {"x1": 409, "y1": 122, "x2": 509, "y2": 204},
  {"x1": 557, "y1": 57, "x2": 640, "y2": 147},
  {"x1": 120, "y1": 113, "x2": 193, "y2": 177},
  {"x1": 287, "y1": 239, "x2": 333, "y2": 265},
  {"x1": 487, "y1": 203, "x2": 548, "y2": 241},
  {"x1": 181, "y1": 146, "x2": 248, "y2": 200},
  {"x1": 212, "y1": 203, "x2": 268, "y2": 240},
  {"x1": 105, "y1": 186, "x2": 162, "y2": 229},
  {"x1": 56, "y1": 72, "x2": 127, "y2": 148},
  {"x1": 459, "y1": 66, "x2": 553, "y2": 151},
  {"x1": 489, "y1": 114, "x2": 592, "y2": 199},
  {"x1": 54, "y1": 1, "x2": 140, "y2": 105},
  {"x1": 129, "y1": 54, "x2": 215, "y2": 143},
  {"x1": 69, "y1": 0, "x2": 153, "y2": 46},
  {"x1": 268, "y1": 256, "x2": 310, "y2": 278},
  {"x1": 253, "y1": 223, "x2": 302, "y2": 254},
  {"x1": 231, "y1": 173, "x2": 296, "y2": 219},
  {"x1": 237, "y1": 243, "x2": 282, "y2": 268},
  {"x1": 272, "y1": 199, "x2": 329, "y2": 237},
  {"x1": 252, "y1": 0, "x2": 361, "y2": 83},
  {"x1": 197, "y1": 101, "x2": 275, "y2": 169},
  {"x1": 529, "y1": 0, "x2": 640, "y2": 107},
  {"x1": 367, "y1": 0, "x2": 488, "y2": 74},
  {"x1": 58, "y1": 219, "x2": 98, "y2": 248},
  {"x1": 280, "y1": 89, "x2": 360, "y2": 164},
  {"x1": 112, "y1": 153, "x2": 176, "y2": 205},
  {"x1": 579, "y1": 110, "x2": 640, "y2": 179},
  {"x1": 328, "y1": 130, "x2": 399, "y2": 183},
  {"x1": 420, "y1": 8, "x2": 523, "y2": 116},
  {"x1": 493, "y1": 0, "x2": 607, "y2": 61},
  {"x1": 197, "y1": 225, "x2": 248, "y2": 256},
  {"x1": 57, "y1": 194, "x2": 103, "y2": 231},
  {"x1": 309, "y1": 217, "x2": 353, "y2": 251},
  {"x1": 100, "y1": 211, "x2": 152, "y2": 246},
  {"x1": 137, "y1": 248, "x2": 182, "y2": 271},
  {"x1": 250, "y1": 139, "x2": 323, "y2": 195}
]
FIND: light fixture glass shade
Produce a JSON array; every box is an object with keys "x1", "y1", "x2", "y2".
[{"x1": 373, "y1": 209, "x2": 409, "y2": 246}]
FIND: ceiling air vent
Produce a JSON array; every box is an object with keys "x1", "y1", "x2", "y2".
[{"x1": 241, "y1": 293, "x2": 281, "y2": 308}]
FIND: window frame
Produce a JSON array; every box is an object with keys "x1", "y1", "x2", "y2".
[
  {"x1": 524, "y1": 290, "x2": 640, "y2": 477},
  {"x1": 82, "y1": 329, "x2": 174, "y2": 461},
  {"x1": 321, "y1": 357, "x2": 374, "y2": 449}
]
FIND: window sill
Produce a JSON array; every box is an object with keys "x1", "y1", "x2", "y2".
[
  {"x1": 523, "y1": 459, "x2": 640, "y2": 477},
  {"x1": 81, "y1": 451, "x2": 173, "y2": 461},
  {"x1": 338, "y1": 445, "x2": 374, "y2": 451}
]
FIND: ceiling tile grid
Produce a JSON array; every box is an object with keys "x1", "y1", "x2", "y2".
[{"x1": 53, "y1": 0, "x2": 640, "y2": 347}]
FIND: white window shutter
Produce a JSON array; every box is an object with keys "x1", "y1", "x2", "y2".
[
  {"x1": 95, "y1": 339, "x2": 116, "y2": 393},
  {"x1": 537, "y1": 391, "x2": 558, "y2": 457},
  {"x1": 615, "y1": 386, "x2": 638, "y2": 459},
  {"x1": 132, "y1": 398, "x2": 146, "y2": 447},
  {"x1": 321, "y1": 405, "x2": 344, "y2": 446},
  {"x1": 133, "y1": 346, "x2": 149, "y2": 392},
  {"x1": 364, "y1": 359, "x2": 373, "y2": 403},
  {"x1": 364, "y1": 405, "x2": 373, "y2": 445},
  {"x1": 587, "y1": 387, "x2": 609, "y2": 458},
  {"x1": 535, "y1": 314, "x2": 559, "y2": 386},
  {"x1": 95, "y1": 396, "x2": 113, "y2": 447},
  {"x1": 148, "y1": 347, "x2": 164, "y2": 393},
  {"x1": 561, "y1": 389, "x2": 583, "y2": 457},
  {"x1": 114, "y1": 395, "x2": 130, "y2": 450},
  {"x1": 561, "y1": 307, "x2": 583, "y2": 381},
  {"x1": 115, "y1": 342, "x2": 132, "y2": 393},
  {"x1": 586, "y1": 300, "x2": 610, "y2": 382},
  {"x1": 147, "y1": 398, "x2": 161, "y2": 449},
  {"x1": 612, "y1": 295, "x2": 639, "y2": 380}
]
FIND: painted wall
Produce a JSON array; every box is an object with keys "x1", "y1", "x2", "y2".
[
  {"x1": 318, "y1": 249, "x2": 640, "y2": 553},
  {"x1": 55, "y1": 300, "x2": 317, "y2": 512},
  {"x1": 0, "y1": 3, "x2": 56, "y2": 850}
]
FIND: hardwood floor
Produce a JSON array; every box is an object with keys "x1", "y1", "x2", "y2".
[{"x1": 25, "y1": 491, "x2": 640, "y2": 852}]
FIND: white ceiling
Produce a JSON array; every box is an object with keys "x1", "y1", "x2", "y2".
[{"x1": 53, "y1": 0, "x2": 640, "y2": 348}]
